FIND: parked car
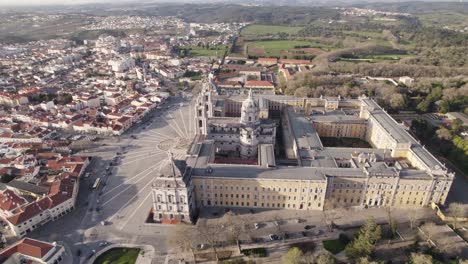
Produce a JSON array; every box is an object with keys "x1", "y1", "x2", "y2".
[
  {"x1": 197, "y1": 244, "x2": 207, "y2": 250},
  {"x1": 254, "y1": 223, "x2": 260, "y2": 229},
  {"x1": 304, "y1": 225, "x2": 315, "y2": 230},
  {"x1": 98, "y1": 241, "x2": 109, "y2": 247},
  {"x1": 269, "y1": 234, "x2": 279, "y2": 241}
]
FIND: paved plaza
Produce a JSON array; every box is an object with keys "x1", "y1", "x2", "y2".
[{"x1": 27, "y1": 94, "x2": 197, "y2": 264}]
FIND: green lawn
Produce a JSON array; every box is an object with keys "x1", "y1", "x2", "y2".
[
  {"x1": 241, "y1": 25, "x2": 303, "y2": 38},
  {"x1": 94, "y1": 248, "x2": 140, "y2": 264},
  {"x1": 179, "y1": 45, "x2": 228, "y2": 57},
  {"x1": 247, "y1": 40, "x2": 326, "y2": 57}
]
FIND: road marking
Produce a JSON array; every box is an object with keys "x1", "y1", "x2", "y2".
[
  {"x1": 179, "y1": 108, "x2": 190, "y2": 139},
  {"x1": 118, "y1": 191, "x2": 152, "y2": 230},
  {"x1": 122, "y1": 148, "x2": 160, "y2": 157},
  {"x1": 120, "y1": 152, "x2": 165, "y2": 166},
  {"x1": 170, "y1": 112, "x2": 189, "y2": 139},
  {"x1": 142, "y1": 130, "x2": 173, "y2": 140},
  {"x1": 161, "y1": 115, "x2": 185, "y2": 139},
  {"x1": 122, "y1": 150, "x2": 164, "y2": 162},
  {"x1": 101, "y1": 171, "x2": 153, "y2": 206},
  {"x1": 136, "y1": 135, "x2": 162, "y2": 142},
  {"x1": 107, "y1": 178, "x2": 154, "y2": 222},
  {"x1": 138, "y1": 132, "x2": 170, "y2": 141},
  {"x1": 102, "y1": 159, "x2": 164, "y2": 196}
]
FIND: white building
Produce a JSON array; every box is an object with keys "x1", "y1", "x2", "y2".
[{"x1": 152, "y1": 153, "x2": 194, "y2": 224}]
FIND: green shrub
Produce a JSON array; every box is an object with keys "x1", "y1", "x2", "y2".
[
  {"x1": 220, "y1": 259, "x2": 256, "y2": 264},
  {"x1": 323, "y1": 239, "x2": 346, "y2": 254},
  {"x1": 338, "y1": 233, "x2": 351, "y2": 245},
  {"x1": 241, "y1": 248, "x2": 267, "y2": 257}
]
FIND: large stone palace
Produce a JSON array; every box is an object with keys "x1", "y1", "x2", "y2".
[{"x1": 151, "y1": 80, "x2": 454, "y2": 224}]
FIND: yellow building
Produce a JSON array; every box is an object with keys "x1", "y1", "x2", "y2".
[{"x1": 153, "y1": 81, "x2": 454, "y2": 223}]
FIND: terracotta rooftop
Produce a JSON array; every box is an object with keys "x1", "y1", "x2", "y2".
[{"x1": 0, "y1": 238, "x2": 55, "y2": 262}]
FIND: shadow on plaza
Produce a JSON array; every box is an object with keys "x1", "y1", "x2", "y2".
[{"x1": 28, "y1": 98, "x2": 194, "y2": 255}]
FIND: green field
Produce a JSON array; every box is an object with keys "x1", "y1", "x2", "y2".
[
  {"x1": 416, "y1": 12, "x2": 468, "y2": 32},
  {"x1": 241, "y1": 25, "x2": 303, "y2": 38},
  {"x1": 179, "y1": 45, "x2": 228, "y2": 57},
  {"x1": 94, "y1": 248, "x2": 140, "y2": 264},
  {"x1": 246, "y1": 40, "x2": 326, "y2": 57}
]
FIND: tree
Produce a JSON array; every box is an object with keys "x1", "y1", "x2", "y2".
[
  {"x1": 222, "y1": 211, "x2": 247, "y2": 253},
  {"x1": 407, "y1": 208, "x2": 422, "y2": 230},
  {"x1": 420, "y1": 222, "x2": 437, "y2": 245},
  {"x1": 345, "y1": 217, "x2": 381, "y2": 260},
  {"x1": 323, "y1": 198, "x2": 338, "y2": 232},
  {"x1": 385, "y1": 206, "x2": 398, "y2": 238},
  {"x1": 447, "y1": 202, "x2": 466, "y2": 229},
  {"x1": 410, "y1": 252, "x2": 433, "y2": 264},
  {"x1": 451, "y1": 118, "x2": 463, "y2": 132},
  {"x1": 357, "y1": 257, "x2": 381, "y2": 264},
  {"x1": 282, "y1": 247, "x2": 303, "y2": 264},
  {"x1": 435, "y1": 127, "x2": 452, "y2": 141},
  {"x1": 0, "y1": 174, "x2": 15, "y2": 183},
  {"x1": 196, "y1": 219, "x2": 222, "y2": 261},
  {"x1": 167, "y1": 224, "x2": 198, "y2": 262},
  {"x1": 315, "y1": 252, "x2": 336, "y2": 264},
  {"x1": 389, "y1": 93, "x2": 407, "y2": 110}
]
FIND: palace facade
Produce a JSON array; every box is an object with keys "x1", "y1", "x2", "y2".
[{"x1": 152, "y1": 80, "x2": 454, "y2": 224}]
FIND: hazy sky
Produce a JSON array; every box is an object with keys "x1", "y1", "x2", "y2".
[{"x1": 0, "y1": 0, "x2": 129, "y2": 6}]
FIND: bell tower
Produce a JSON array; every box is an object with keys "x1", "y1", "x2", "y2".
[
  {"x1": 239, "y1": 89, "x2": 261, "y2": 159},
  {"x1": 195, "y1": 79, "x2": 215, "y2": 135}
]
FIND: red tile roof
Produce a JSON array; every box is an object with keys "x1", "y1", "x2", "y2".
[
  {"x1": 0, "y1": 190, "x2": 27, "y2": 211},
  {"x1": 0, "y1": 238, "x2": 54, "y2": 262},
  {"x1": 245, "y1": 80, "x2": 274, "y2": 88},
  {"x1": 279, "y1": 59, "x2": 311, "y2": 64},
  {"x1": 6, "y1": 202, "x2": 43, "y2": 225}
]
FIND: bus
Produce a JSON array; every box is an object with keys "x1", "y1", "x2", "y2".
[{"x1": 92, "y1": 178, "x2": 102, "y2": 190}]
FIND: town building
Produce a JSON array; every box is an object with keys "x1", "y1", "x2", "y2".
[{"x1": 0, "y1": 238, "x2": 65, "y2": 264}]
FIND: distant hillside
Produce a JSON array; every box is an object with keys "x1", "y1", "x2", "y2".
[
  {"x1": 137, "y1": 4, "x2": 340, "y2": 25},
  {"x1": 356, "y1": 1, "x2": 468, "y2": 14}
]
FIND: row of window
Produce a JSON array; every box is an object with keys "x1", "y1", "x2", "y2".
[
  {"x1": 156, "y1": 194, "x2": 185, "y2": 203},
  {"x1": 332, "y1": 183, "x2": 432, "y2": 191},
  {"x1": 157, "y1": 213, "x2": 186, "y2": 220},
  {"x1": 156, "y1": 204, "x2": 184, "y2": 212},
  {"x1": 196, "y1": 184, "x2": 324, "y2": 194},
  {"x1": 200, "y1": 193, "x2": 322, "y2": 202},
  {"x1": 202, "y1": 200, "x2": 322, "y2": 208}
]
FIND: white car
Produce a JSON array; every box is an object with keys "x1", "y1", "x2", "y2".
[{"x1": 98, "y1": 242, "x2": 109, "y2": 247}]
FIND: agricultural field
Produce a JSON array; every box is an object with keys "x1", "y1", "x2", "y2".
[
  {"x1": 179, "y1": 45, "x2": 229, "y2": 57},
  {"x1": 0, "y1": 14, "x2": 93, "y2": 43},
  {"x1": 240, "y1": 24, "x2": 303, "y2": 38},
  {"x1": 416, "y1": 12, "x2": 468, "y2": 32},
  {"x1": 246, "y1": 40, "x2": 327, "y2": 58}
]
